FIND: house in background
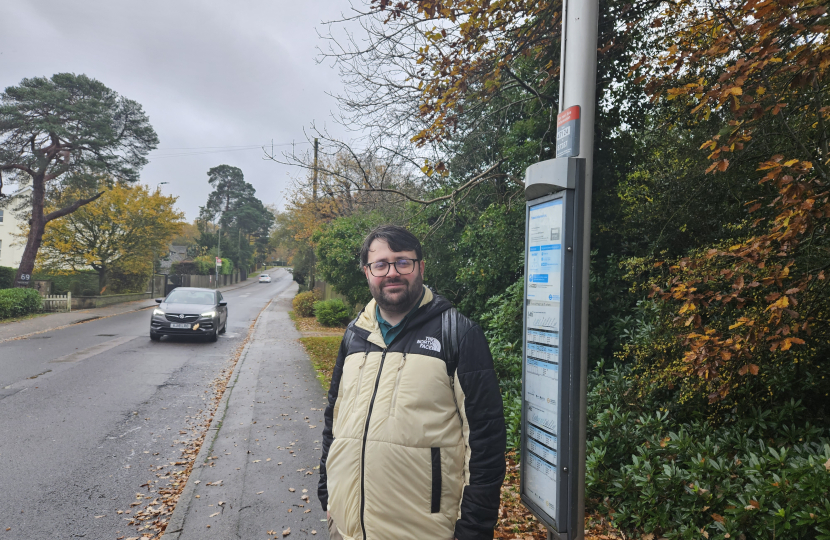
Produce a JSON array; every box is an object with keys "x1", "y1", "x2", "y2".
[
  {"x1": 158, "y1": 245, "x2": 188, "y2": 271},
  {"x1": 0, "y1": 186, "x2": 32, "y2": 269}
]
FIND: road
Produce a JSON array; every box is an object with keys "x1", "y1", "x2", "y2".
[{"x1": 0, "y1": 269, "x2": 294, "y2": 539}]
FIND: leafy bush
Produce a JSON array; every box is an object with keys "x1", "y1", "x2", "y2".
[
  {"x1": 292, "y1": 290, "x2": 318, "y2": 317},
  {"x1": 313, "y1": 211, "x2": 386, "y2": 306},
  {"x1": 0, "y1": 288, "x2": 42, "y2": 319},
  {"x1": 174, "y1": 257, "x2": 232, "y2": 276},
  {"x1": 0, "y1": 266, "x2": 15, "y2": 289},
  {"x1": 104, "y1": 266, "x2": 151, "y2": 294},
  {"x1": 480, "y1": 279, "x2": 523, "y2": 387},
  {"x1": 586, "y1": 362, "x2": 830, "y2": 539},
  {"x1": 314, "y1": 298, "x2": 351, "y2": 327},
  {"x1": 32, "y1": 271, "x2": 98, "y2": 296},
  {"x1": 502, "y1": 390, "x2": 522, "y2": 451}
]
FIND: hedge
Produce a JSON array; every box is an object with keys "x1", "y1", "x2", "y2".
[
  {"x1": 0, "y1": 266, "x2": 15, "y2": 289},
  {"x1": 0, "y1": 288, "x2": 42, "y2": 319},
  {"x1": 314, "y1": 298, "x2": 351, "y2": 327},
  {"x1": 172, "y1": 257, "x2": 233, "y2": 276},
  {"x1": 292, "y1": 290, "x2": 318, "y2": 317}
]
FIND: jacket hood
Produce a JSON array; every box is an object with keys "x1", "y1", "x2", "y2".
[{"x1": 352, "y1": 285, "x2": 452, "y2": 348}]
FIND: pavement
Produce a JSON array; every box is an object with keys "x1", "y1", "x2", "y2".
[
  {"x1": 0, "y1": 269, "x2": 277, "y2": 343},
  {"x1": 0, "y1": 268, "x2": 297, "y2": 539},
  {"x1": 161, "y1": 280, "x2": 330, "y2": 539}
]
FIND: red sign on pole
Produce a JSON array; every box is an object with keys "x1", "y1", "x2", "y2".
[{"x1": 556, "y1": 105, "x2": 581, "y2": 158}]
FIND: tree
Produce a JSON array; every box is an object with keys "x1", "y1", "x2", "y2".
[
  {"x1": 618, "y1": 0, "x2": 830, "y2": 410},
  {"x1": 200, "y1": 165, "x2": 253, "y2": 223},
  {"x1": 197, "y1": 165, "x2": 273, "y2": 270},
  {"x1": 37, "y1": 183, "x2": 184, "y2": 292},
  {"x1": 0, "y1": 73, "x2": 158, "y2": 286}
]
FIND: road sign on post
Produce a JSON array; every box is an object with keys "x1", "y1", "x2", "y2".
[
  {"x1": 521, "y1": 157, "x2": 587, "y2": 540},
  {"x1": 555, "y1": 106, "x2": 580, "y2": 158}
]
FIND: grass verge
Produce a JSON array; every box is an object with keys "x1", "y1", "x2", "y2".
[
  {"x1": 289, "y1": 310, "x2": 347, "y2": 334},
  {"x1": 300, "y1": 336, "x2": 342, "y2": 387}
]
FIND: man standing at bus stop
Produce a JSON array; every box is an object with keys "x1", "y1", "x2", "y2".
[{"x1": 318, "y1": 225, "x2": 506, "y2": 540}]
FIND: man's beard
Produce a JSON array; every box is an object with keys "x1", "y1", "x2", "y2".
[{"x1": 369, "y1": 273, "x2": 424, "y2": 315}]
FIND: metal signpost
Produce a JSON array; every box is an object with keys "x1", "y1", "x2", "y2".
[{"x1": 519, "y1": 1, "x2": 598, "y2": 539}]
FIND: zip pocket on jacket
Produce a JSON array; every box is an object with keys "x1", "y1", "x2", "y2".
[
  {"x1": 430, "y1": 447, "x2": 441, "y2": 513},
  {"x1": 388, "y1": 354, "x2": 407, "y2": 416}
]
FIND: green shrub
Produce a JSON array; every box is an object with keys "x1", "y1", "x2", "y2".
[
  {"x1": 585, "y1": 362, "x2": 830, "y2": 539},
  {"x1": 292, "y1": 290, "x2": 318, "y2": 317},
  {"x1": 0, "y1": 288, "x2": 42, "y2": 319},
  {"x1": 314, "y1": 298, "x2": 351, "y2": 327},
  {"x1": 32, "y1": 271, "x2": 98, "y2": 296},
  {"x1": 480, "y1": 279, "x2": 523, "y2": 386},
  {"x1": 0, "y1": 266, "x2": 15, "y2": 289}
]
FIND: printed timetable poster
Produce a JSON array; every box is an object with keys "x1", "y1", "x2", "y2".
[{"x1": 524, "y1": 198, "x2": 563, "y2": 520}]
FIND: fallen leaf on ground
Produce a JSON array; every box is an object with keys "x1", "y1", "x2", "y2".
[{"x1": 282, "y1": 527, "x2": 291, "y2": 536}]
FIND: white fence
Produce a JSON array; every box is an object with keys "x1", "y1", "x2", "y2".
[{"x1": 41, "y1": 292, "x2": 71, "y2": 313}]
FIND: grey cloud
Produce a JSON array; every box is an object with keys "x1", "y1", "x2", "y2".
[{"x1": 1, "y1": 0, "x2": 354, "y2": 219}]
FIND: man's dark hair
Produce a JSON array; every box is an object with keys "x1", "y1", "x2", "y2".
[{"x1": 360, "y1": 225, "x2": 423, "y2": 266}]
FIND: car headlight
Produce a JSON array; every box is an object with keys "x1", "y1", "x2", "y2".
[
  {"x1": 200, "y1": 310, "x2": 217, "y2": 318},
  {"x1": 153, "y1": 308, "x2": 165, "y2": 316}
]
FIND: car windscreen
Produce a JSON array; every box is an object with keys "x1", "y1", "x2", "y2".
[
  {"x1": 165, "y1": 290, "x2": 215, "y2": 305},
  {"x1": 260, "y1": 274, "x2": 269, "y2": 277}
]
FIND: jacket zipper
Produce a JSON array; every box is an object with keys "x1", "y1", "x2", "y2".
[
  {"x1": 360, "y1": 348, "x2": 387, "y2": 540},
  {"x1": 388, "y1": 353, "x2": 407, "y2": 416}
]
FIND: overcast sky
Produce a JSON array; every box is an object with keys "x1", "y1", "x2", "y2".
[{"x1": 1, "y1": 0, "x2": 358, "y2": 220}]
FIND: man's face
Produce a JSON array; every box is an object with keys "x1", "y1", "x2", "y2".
[{"x1": 364, "y1": 239, "x2": 425, "y2": 314}]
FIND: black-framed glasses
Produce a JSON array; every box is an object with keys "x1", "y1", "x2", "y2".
[{"x1": 366, "y1": 258, "x2": 421, "y2": 277}]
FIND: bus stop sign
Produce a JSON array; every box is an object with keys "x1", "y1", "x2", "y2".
[{"x1": 521, "y1": 157, "x2": 587, "y2": 540}]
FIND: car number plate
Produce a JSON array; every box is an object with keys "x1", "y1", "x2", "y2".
[{"x1": 170, "y1": 323, "x2": 191, "y2": 329}]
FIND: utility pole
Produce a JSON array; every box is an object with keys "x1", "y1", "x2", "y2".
[
  {"x1": 216, "y1": 219, "x2": 221, "y2": 289},
  {"x1": 310, "y1": 138, "x2": 319, "y2": 290},
  {"x1": 558, "y1": 1, "x2": 599, "y2": 539}
]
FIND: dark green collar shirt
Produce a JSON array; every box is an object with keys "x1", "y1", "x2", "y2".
[{"x1": 376, "y1": 288, "x2": 426, "y2": 346}]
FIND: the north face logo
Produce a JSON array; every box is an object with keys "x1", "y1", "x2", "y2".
[{"x1": 417, "y1": 336, "x2": 441, "y2": 352}]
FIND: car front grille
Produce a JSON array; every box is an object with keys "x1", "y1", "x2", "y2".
[{"x1": 165, "y1": 314, "x2": 200, "y2": 323}]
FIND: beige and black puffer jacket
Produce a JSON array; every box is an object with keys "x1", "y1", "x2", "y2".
[{"x1": 318, "y1": 287, "x2": 506, "y2": 540}]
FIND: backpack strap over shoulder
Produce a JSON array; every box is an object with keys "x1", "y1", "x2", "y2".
[{"x1": 441, "y1": 308, "x2": 460, "y2": 377}]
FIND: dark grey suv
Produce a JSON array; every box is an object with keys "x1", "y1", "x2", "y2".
[{"x1": 150, "y1": 287, "x2": 228, "y2": 342}]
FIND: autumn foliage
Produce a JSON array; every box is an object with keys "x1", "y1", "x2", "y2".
[{"x1": 623, "y1": 0, "x2": 830, "y2": 405}]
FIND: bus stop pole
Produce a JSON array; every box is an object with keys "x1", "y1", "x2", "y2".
[{"x1": 554, "y1": 1, "x2": 599, "y2": 539}]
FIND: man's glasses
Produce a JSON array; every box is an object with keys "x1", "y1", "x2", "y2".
[{"x1": 366, "y1": 258, "x2": 421, "y2": 277}]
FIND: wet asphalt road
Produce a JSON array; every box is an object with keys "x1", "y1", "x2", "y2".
[{"x1": 0, "y1": 269, "x2": 293, "y2": 539}]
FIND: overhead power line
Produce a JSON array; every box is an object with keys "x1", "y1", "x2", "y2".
[{"x1": 148, "y1": 141, "x2": 311, "y2": 159}]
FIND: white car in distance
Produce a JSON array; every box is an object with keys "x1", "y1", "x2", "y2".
[{"x1": 258, "y1": 274, "x2": 271, "y2": 283}]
